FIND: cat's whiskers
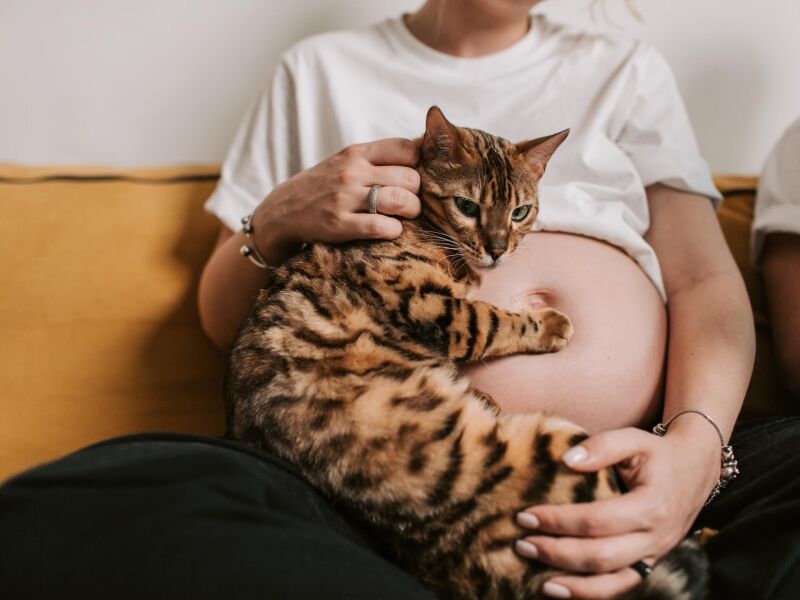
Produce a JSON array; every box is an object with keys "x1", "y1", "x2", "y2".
[
  {"x1": 417, "y1": 237, "x2": 461, "y2": 254},
  {"x1": 417, "y1": 234, "x2": 460, "y2": 249},
  {"x1": 422, "y1": 230, "x2": 457, "y2": 241},
  {"x1": 419, "y1": 230, "x2": 459, "y2": 245},
  {"x1": 417, "y1": 228, "x2": 458, "y2": 241},
  {"x1": 418, "y1": 234, "x2": 460, "y2": 247},
  {"x1": 416, "y1": 235, "x2": 462, "y2": 254},
  {"x1": 450, "y1": 254, "x2": 471, "y2": 271}
]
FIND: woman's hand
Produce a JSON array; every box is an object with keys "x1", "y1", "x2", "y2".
[
  {"x1": 198, "y1": 137, "x2": 422, "y2": 350},
  {"x1": 251, "y1": 138, "x2": 422, "y2": 256},
  {"x1": 515, "y1": 419, "x2": 720, "y2": 599}
]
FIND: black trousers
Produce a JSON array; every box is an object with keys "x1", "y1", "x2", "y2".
[{"x1": 1, "y1": 418, "x2": 798, "y2": 599}]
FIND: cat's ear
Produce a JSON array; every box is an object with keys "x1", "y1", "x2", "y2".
[
  {"x1": 517, "y1": 129, "x2": 570, "y2": 179},
  {"x1": 422, "y1": 106, "x2": 460, "y2": 160}
]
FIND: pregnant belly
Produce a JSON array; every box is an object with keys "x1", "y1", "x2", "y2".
[{"x1": 461, "y1": 232, "x2": 666, "y2": 433}]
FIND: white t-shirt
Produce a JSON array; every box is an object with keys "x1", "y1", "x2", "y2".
[
  {"x1": 753, "y1": 116, "x2": 800, "y2": 266},
  {"x1": 205, "y1": 15, "x2": 721, "y2": 300}
]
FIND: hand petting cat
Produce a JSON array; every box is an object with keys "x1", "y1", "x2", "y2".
[
  {"x1": 250, "y1": 138, "x2": 422, "y2": 255},
  {"x1": 516, "y1": 410, "x2": 720, "y2": 599}
]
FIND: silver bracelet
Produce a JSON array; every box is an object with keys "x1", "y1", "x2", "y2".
[
  {"x1": 653, "y1": 410, "x2": 740, "y2": 506},
  {"x1": 239, "y1": 213, "x2": 269, "y2": 269}
]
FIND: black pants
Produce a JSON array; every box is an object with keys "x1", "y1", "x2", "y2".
[{"x1": 1, "y1": 418, "x2": 798, "y2": 599}]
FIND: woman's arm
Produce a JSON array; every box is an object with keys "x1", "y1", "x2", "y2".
[
  {"x1": 762, "y1": 233, "x2": 800, "y2": 395},
  {"x1": 198, "y1": 225, "x2": 290, "y2": 352},
  {"x1": 647, "y1": 184, "x2": 754, "y2": 436},
  {"x1": 514, "y1": 184, "x2": 755, "y2": 600},
  {"x1": 198, "y1": 138, "x2": 422, "y2": 351}
]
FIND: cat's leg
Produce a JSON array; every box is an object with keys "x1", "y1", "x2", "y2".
[
  {"x1": 260, "y1": 344, "x2": 613, "y2": 599},
  {"x1": 405, "y1": 294, "x2": 573, "y2": 361},
  {"x1": 386, "y1": 392, "x2": 619, "y2": 600}
]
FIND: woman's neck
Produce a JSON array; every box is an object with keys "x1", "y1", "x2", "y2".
[{"x1": 405, "y1": 0, "x2": 538, "y2": 58}]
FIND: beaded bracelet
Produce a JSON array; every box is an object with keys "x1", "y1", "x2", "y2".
[
  {"x1": 239, "y1": 213, "x2": 269, "y2": 269},
  {"x1": 653, "y1": 410, "x2": 740, "y2": 506}
]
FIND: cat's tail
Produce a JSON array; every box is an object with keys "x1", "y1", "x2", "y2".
[{"x1": 620, "y1": 536, "x2": 710, "y2": 600}]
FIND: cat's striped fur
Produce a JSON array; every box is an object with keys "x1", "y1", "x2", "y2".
[{"x1": 225, "y1": 107, "x2": 708, "y2": 599}]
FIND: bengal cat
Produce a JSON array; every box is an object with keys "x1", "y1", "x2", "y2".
[{"x1": 225, "y1": 107, "x2": 708, "y2": 599}]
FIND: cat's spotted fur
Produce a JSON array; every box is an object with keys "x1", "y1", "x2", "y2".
[{"x1": 225, "y1": 107, "x2": 708, "y2": 599}]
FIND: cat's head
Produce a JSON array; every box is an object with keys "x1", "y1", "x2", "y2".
[{"x1": 417, "y1": 106, "x2": 568, "y2": 270}]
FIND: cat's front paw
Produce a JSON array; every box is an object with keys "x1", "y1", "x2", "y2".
[{"x1": 524, "y1": 308, "x2": 573, "y2": 352}]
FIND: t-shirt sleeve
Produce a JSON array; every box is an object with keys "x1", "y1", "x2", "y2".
[
  {"x1": 615, "y1": 45, "x2": 721, "y2": 207},
  {"x1": 204, "y1": 60, "x2": 299, "y2": 231},
  {"x1": 752, "y1": 118, "x2": 800, "y2": 267}
]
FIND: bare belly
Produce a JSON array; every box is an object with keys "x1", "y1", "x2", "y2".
[{"x1": 461, "y1": 232, "x2": 666, "y2": 433}]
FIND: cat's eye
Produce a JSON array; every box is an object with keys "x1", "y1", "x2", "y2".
[
  {"x1": 454, "y1": 197, "x2": 479, "y2": 217},
  {"x1": 511, "y1": 205, "x2": 532, "y2": 222}
]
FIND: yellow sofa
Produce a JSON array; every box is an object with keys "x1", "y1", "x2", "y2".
[{"x1": 0, "y1": 165, "x2": 794, "y2": 482}]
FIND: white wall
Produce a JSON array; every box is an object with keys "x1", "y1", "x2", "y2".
[{"x1": 1, "y1": 0, "x2": 798, "y2": 173}]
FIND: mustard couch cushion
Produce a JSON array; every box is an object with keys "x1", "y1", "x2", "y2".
[
  {"x1": 0, "y1": 166, "x2": 792, "y2": 481},
  {"x1": 0, "y1": 164, "x2": 226, "y2": 481}
]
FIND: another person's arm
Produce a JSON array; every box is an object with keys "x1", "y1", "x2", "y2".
[
  {"x1": 515, "y1": 185, "x2": 754, "y2": 600},
  {"x1": 762, "y1": 233, "x2": 800, "y2": 394},
  {"x1": 753, "y1": 118, "x2": 800, "y2": 395},
  {"x1": 198, "y1": 139, "x2": 422, "y2": 351}
]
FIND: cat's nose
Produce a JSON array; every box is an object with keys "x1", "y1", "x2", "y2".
[{"x1": 484, "y1": 244, "x2": 507, "y2": 260}]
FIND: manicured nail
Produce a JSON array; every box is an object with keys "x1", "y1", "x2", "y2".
[
  {"x1": 562, "y1": 445, "x2": 588, "y2": 466},
  {"x1": 516, "y1": 512, "x2": 540, "y2": 529},
  {"x1": 542, "y1": 581, "x2": 572, "y2": 598},
  {"x1": 515, "y1": 540, "x2": 539, "y2": 559}
]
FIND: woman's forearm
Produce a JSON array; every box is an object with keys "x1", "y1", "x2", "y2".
[
  {"x1": 645, "y1": 183, "x2": 755, "y2": 485},
  {"x1": 656, "y1": 270, "x2": 754, "y2": 503},
  {"x1": 198, "y1": 225, "x2": 296, "y2": 352},
  {"x1": 661, "y1": 272, "x2": 754, "y2": 441}
]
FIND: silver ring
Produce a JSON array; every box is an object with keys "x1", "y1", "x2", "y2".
[{"x1": 367, "y1": 184, "x2": 381, "y2": 214}]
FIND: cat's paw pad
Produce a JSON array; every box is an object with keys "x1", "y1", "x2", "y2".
[{"x1": 527, "y1": 308, "x2": 573, "y2": 352}]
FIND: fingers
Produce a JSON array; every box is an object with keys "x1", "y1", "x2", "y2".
[
  {"x1": 541, "y1": 566, "x2": 645, "y2": 600},
  {"x1": 351, "y1": 185, "x2": 420, "y2": 218},
  {"x1": 342, "y1": 213, "x2": 404, "y2": 240},
  {"x1": 516, "y1": 532, "x2": 656, "y2": 574},
  {"x1": 368, "y1": 165, "x2": 421, "y2": 192},
  {"x1": 517, "y1": 488, "x2": 658, "y2": 537},
  {"x1": 560, "y1": 427, "x2": 655, "y2": 472},
  {"x1": 327, "y1": 185, "x2": 419, "y2": 241},
  {"x1": 305, "y1": 139, "x2": 421, "y2": 244},
  {"x1": 358, "y1": 138, "x2": 419, "y2": 166}
]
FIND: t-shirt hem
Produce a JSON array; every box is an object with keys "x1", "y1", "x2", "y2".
[
  {"x1": 204, "y1": 179, "x2": 260, "y2": 232},
  {"x1": 628, "y1": 149, "x2": 722, "y2": 208}
]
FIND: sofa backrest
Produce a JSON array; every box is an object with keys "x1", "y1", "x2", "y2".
[{"x1": 0, "y1": 165, "x2": 226, "y2": 480}]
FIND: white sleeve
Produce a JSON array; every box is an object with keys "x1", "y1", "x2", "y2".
[
  {"x1": 204, "y1": 59, "x2": 299, "y2": 231},
  {"x1": 752, "y1": 117, "x2": 800, "y2": 267},
  {"x1": 615, "y1": 46, "x2": 721, "y2": 207}
]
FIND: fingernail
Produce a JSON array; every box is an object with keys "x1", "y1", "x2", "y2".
[
  {"x1": 542, "y1": 581, "x2": 572, "y2": 598},
  {"x1": 516, "y1": 512, "x2": 540, "y2": 529},
  {"x1": 514, "y1": 540, "x2": 539, "y2": 559},
  {"x1": 562, "y1": 445, "x2": 588, "y2": 466}
]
